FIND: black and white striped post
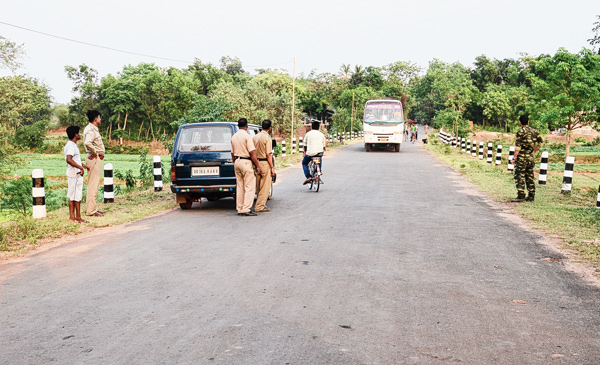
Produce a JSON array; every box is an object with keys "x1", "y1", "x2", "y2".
[
  {"x1": 561, "y1": 156, "x2": 575, "y2": 194},
  {"x1": 292, "y1": 137, "x2": 296, "y2": 154},
  {"x1": 104, "y1": 163, "x2": 114, "y2": 203},
  {"x1": 538, "y1": 151, "x2": 548, "y2": 185},
  {"x1": 471, "y1": 140, "x2": 477, "y2": 157},
  {"x1": 153, "y1": 156, "x2": 163, "y2": 192},
  {"x1": 338, "y1": 132, "x2": 342, "y2": 143},
  {"x1": 596, "y1": 182, "x2": 600, "y2": 208},
  {"x1": 282, "y1": 139, "x2": 286, "y2": 157},
  {"x1": 466, "y1": 139, "x2": 471, "y2": 154},
  {"x1": 487, "y1": 143, "x2": 493, "y2": 163},
  {"x1": 478, "y1": 142, "x2": 484, "y2": 160},
  {"x1": 451, "y1": 137, "x2": 456, "y2": 147},
  {"x1": 461, "y1": 138, "x2": 466, "y2": 152},
  {"x1": 507, "y1": 146, "x2": 515, "y2": 171},
  {"x1": 32, "y1": 169, "x2": 46, "y2": 219},
  {"x1": 299, "y1": 136, "x2": 304, "y2": 153},
  {"x1": 495, "y1": 145, "x2": 503, "y2": 165}
]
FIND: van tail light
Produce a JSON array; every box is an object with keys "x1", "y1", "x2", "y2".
[{"x1": 171, "y1": 166, "x2": 176, "y2": 181}]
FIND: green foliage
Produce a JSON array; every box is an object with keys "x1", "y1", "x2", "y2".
[
  {"x1": 1, "y1": 176, "x2": 32, "y2": 215},
  {"x1": 528, "y1": 48, "x2": 600, "y2": 154},
  {"x1": 138, "y1": 150, "x2": 153, "y2": 188},
  {"x1": 0, "y1": 35, "x2": 25, "y2": 72},
  {"x1": 114, "y1": 169, "x2": 137, "y2": 189},
  {"x1": 13, "y1": 121, "x2": 48, "y2": 150}
]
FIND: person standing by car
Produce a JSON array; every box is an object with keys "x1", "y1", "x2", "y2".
[
  {"x1": 231, "y1": 118, "x2": 262, "y2": 216},
  {"x1": 302, "y1": 120, "x2": 327, "y2": 185},
  {"x1": 252, "y1": 119, "x2": 276, "y2": 212},
  {"x1": 64, "y1": 125, "x2": 89, "y2": 223},
  {"x1": 511, "y1": 114, "x2": 543, "y2": 202},
  {"x1": 82, "y1": 110, "x2": 106, "y2": 217}
]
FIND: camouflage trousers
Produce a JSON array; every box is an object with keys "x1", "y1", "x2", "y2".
[{"x1": 514, "y1": 155, "x2": 535, "y2": 197}]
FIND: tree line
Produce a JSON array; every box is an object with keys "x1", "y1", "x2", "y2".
[{"x1": 1, "y1": 15, "x2": 600, "y2": 174}]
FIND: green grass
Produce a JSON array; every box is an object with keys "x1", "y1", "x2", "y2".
[
  {"x1": 14, "y1": 153, "x2": 172, "y2": 178},
  {"x1": 425, "y1": 140, "x2": 600, "y2": 268}
]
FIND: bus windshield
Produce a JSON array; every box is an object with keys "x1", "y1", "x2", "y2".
[{"x1": 364, "y1": 101, "x2": 403, "y2": 124}]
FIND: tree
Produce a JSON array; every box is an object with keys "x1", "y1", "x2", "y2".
[
  {"x1": 589, "y1": 15, "x2": 600, "y2": 54},
  {"x1": 0, "y1": 36, "x2": 25, "y2": 72},
  {"x1": 528, "y1": 48, "x2": 600, "y2": 155},
  {"x1": 220, "y1": 56, "x2": 245, "y2": 76},
  {"x1": 65, "y1": 64, "x2": 100, "y2": 123},
  {"x1": 479, "y1": 84, "x2": 530, "y2": 133}
]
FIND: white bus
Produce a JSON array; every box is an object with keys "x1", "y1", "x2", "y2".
[{"x1": 363, "y1": 99, "x2": 404, "y2": 152}]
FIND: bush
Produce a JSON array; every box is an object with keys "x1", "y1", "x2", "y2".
[
  {"x1": 575, "y1": 137, "x2": 587, "y2": 143},
  {"x1": 1, "y1": 176, "x2": 32, "y2": 215},
  {"x1": 114, "y1": 169, "x2": 136, "y2": 189},
  {"x1": 13, "y1": 121, "x2": 48, "y2": 150}
]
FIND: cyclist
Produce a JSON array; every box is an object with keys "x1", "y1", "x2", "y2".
[{"x1": 302, "y1": 120, "x2": 327, "y2": 185}]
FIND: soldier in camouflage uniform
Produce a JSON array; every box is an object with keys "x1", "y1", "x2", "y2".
[{"x1": 511, "y1": 115, "x2": 543, "y2": 202}]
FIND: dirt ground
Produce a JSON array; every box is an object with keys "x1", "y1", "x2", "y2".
[{"x1": 469, "y1": 126, "x2": 600, "y2": 144}]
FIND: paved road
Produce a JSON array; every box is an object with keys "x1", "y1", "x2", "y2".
[{"x1": 2, "y1": 136, "x2": 600, "y2": 364}]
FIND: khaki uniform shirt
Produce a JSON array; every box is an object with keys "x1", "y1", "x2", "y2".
[
  {"x1": 252, "y1": 131, "x2": 272, "y2": 159},
  {"x1": 231, "y1": 129, "x2": 255, "y2": 158},
  {"x1": 83, "y1": 123, "x2": 105, "y2": 155}
]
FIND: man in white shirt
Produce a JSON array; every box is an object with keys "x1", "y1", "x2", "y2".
[
  {"x1": 64, "y1": 125, "x2": 89, "y2": 223},
  {"x1": 302, "y1": 121, "x2": 327, "y2": 185}
]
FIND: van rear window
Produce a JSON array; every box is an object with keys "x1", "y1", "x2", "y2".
[{"x1": 177, "y1": 126, "x2": 233, "y2": 152}]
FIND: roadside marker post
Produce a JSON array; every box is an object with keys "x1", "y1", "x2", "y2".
[
  {"x1": 299, "y1": 136, "x2": 303, "y2": 153},
  {"x1": 292, "y1": 137, "x2": 296, "y2": 154},
  {"x1": 471, "y1": 140, "x2": 477, "y2": 157},
  {"x1": 32, "y1": 169, "x2": 46, "y2": 219},
  {"x1": 104, "y1": 163, "x2": 115, "y2": 203},
  {"x1": 466, "y1": 139, "x2": 471, "y2": 154},
  {"x1": 282, "y1": 140, "x2": 286, "y2": 157},
  {"x1": 495, "y1": 145, "x2": 503, "y2": 165},
  {"x1": 538, "y1": 151, "x2": 548, "y2": 185},
  {"x1": 461, "y1": 139, "x2": 466, "y2": 153},
  {"x1": 596, "y1": 182, "x2": 600, "y2": 209},
  {"x1": 561, "y1": 156, "x2": 575, "y2": 194},
  {"x1": 153, "y1": 156, "x2": 163, "y2": 192},
  {"x1": 487, "y1": 143, "x2": 493, "y2": 163},
  {"x1": 507, "y1": 146, "x2": 515, "y2": 171},
  {"x1": 451, "y1": 137, "x2": 456, "y2": 147},
  {"x1": 478, "y1": 142, "x2": 484, "y2": 160}
]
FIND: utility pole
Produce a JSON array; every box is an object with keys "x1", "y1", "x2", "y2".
[{"x1": 291, "y1": 57, "x2": 295, "y2": 148}]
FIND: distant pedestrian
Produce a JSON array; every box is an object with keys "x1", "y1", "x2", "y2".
[
  {"x1": 231, "y1": 118, "x2": 262, "y2": 216},
  {"x1": 82, "y1": 110, "x2": 106, "y2": 217},
  {"x1": 511, "y1": 115, "x2": 543, "y2": 202},
  {"x1": 253, "y1": 120, "x2": 276, "y2": 212},
  {"x1": 424, "y1": 125, "x2": 429, "y2": 135},
  {"x1": 64, "y1": 125, "x2": 89, "y2": 223}
]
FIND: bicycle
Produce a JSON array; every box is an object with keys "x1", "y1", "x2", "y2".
[{"x1": 307, "y1": 154, "x2": 322, "y2": 192}]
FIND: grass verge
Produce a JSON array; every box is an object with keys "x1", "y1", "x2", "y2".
[{"x1": 424, "y1": 138, "x2": 600, "y2": 271}]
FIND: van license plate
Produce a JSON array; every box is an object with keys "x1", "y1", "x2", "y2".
[
  {"x1": 378, "y1": 137, "x2": 389, "y2": 142},
  {"x1": 192, "y1": 166, "x2": 219, "y2": 176}
]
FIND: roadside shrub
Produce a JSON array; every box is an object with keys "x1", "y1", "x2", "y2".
[
  {"x1": 0, "y1": 226, "x2": 8, "y2": 250},
  {"x1": 138, "y1": 150, "x2": 153, "y2": 188},
  {"x1": 114, "y1": 169, "x2": 136, "y2": 189},
  {"x1": 575, "y1": 137, "x2": 587, "y2": 143},
  {"x1": 45, "y1": 189, "x2": 68, "y2": 211},
  {"x1": 1, "y1": 176, "x2": 32, "y2": 215},
  {"x1": 13, "y1": 121, "x2": 48, "y2": 150}
]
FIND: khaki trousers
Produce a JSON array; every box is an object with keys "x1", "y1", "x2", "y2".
[
  {"x1": 235, "y1": 159, "x2": 256, "y2": 213},
  {"x1": 85, "y1": 156, "x2": 103, "y2": 215},
  {"x1": 255, "y1": 161, "x2": 271, "y2": 211}
]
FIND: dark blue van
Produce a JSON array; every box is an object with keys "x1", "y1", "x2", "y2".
[{"x1": 170, "y1": 122, "x2": 262, "y2": 209}]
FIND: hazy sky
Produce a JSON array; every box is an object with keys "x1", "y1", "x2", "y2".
[{"x1": 1, "y1": 0, "x2": 598, "y2": 104}]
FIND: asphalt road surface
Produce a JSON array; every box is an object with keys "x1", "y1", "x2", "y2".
[{"x1": 2, "y1": 135, "x2": 600, "y2": 364}]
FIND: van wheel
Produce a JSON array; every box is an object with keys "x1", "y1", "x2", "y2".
[
  {"x1": 365, "y1": 143, "x2": 371, "y2": 152},
  {"x1": 395, "y1": 144, "x2": 400, "y2": 152},
  {"x1": 179, "y1": 199, "x2": 193, "y2": 209}
]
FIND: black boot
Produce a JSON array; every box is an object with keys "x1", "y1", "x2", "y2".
[
  {"x1": 511, "y1": 193, "x2": 526, "y2": 202},
  {"x1": 525, "y1": 194, "x2": 535, "y2": 202}
]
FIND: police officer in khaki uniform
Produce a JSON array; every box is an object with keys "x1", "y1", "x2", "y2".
[
  {"x1": 252, "y1": 120, "x2": 276, "y2": 212},
  {"x1": 231, "y1": 118, "x2": 262, "y2": 216},
  {"x1": 82, "y1": 110, "x2": 106, "y2": 217}
]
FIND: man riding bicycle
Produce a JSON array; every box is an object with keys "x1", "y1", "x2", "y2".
[{"x1": 302, "y1": 121, "x2": 327, "y2": 185}]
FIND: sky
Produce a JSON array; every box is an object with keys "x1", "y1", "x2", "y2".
[{"x1": 1, "y1": 0, "x2": 598, "y2": 104}]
